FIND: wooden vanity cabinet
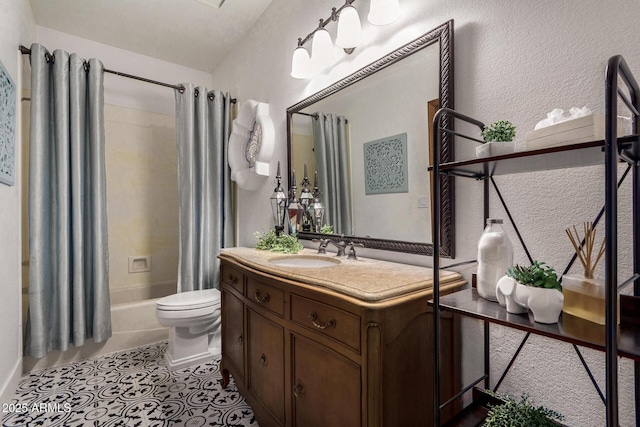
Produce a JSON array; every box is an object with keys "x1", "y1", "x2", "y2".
[{"x1": 219, "y1": 256, "x2": 461, "y2": 427}]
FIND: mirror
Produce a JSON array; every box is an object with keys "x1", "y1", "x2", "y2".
[{"x1": 287, "y1": 20, "x2": 455, "y2": 257}]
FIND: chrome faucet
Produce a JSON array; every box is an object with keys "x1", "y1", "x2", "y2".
[
  {"x1": 347, "y1": 242, "x2": 365, "y2": 260},
  {"x1": 327, "y1": 238, "x2": 347, "y2": 257},
  {"x1": 313, "y1": 238, "x2": 331, "y2": 254}
]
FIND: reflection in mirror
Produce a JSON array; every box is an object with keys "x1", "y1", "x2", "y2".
[{"x1": 287, "y1": 20, "x2": 454, "y2": 256}]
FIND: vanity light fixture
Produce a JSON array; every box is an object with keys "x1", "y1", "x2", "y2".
[
  {"x1": 291, "y1": 43, "x2": 313, "y2": 79},
  {"x1": 368, "y1": 0, "x2": 401, "y2": 25},
  {"x1": 335, "y1": 4, "x2": 363, "y2": 51},
  {"x1": 291, "y1": 0, "x2": 399, "y2": 79},
  {"x1": 311, "y1": 25, "x2": 335, "y2": 68},
  {"x1": 270, "y1": 161, "x2": 288, "y2": 236}
]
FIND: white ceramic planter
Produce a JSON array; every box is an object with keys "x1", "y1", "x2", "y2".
[
  {"x1": 475, "y1": 141, "x2": 515, "y2": 158},
  {"x1": 495, "y1": 276, "x2": 528, "y2": 314},
  {"x1": 513, "y1": 283, "x2": 564, "y2": 324}
]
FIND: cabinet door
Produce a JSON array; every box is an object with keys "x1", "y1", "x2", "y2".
[
  {"x1": 222, "y1": 289, "x2": 244, "y2": 380},
  {"x1": 248, "y1": 308, "x2": 285, "y2": 424},
  {"x1": 292, "y1": 335, "x2": 361, "y2": 427}
]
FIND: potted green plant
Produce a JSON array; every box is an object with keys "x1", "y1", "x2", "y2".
[
  {"x1": 483, "y1": 392, "x2": 564, "y2": 427},
  {"x1": 504, "y1": 261, "x2": 564, "y2": 324},
  {"x1": 476, "y1": 119, "x2": 517, "y2": 158},
  {"x1": 254, "y1": 229, "x2": 303, "y2": 254}
]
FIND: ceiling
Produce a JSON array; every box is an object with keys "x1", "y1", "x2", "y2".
[{"x1": 28, "y1": 0, "x2": 273, "y2": 73}]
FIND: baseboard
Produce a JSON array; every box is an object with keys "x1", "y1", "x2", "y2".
[{"x1": 0, "y1": 357, "x2": 22, "y2": 405}]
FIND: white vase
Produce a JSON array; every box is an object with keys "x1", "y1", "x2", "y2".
[
  {"x1": 513, "y1": 283, "x2": 564, "y2": 324},
  {"x1": 495, "y1": 276, "x2": 528, "y2": 314},
  {"x1": 475, "y1": 141, "x2": 515, "y2": 158}
]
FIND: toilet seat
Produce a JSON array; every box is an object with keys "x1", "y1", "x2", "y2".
[{"x1": 157, "y1": 289, "x2": 221, "y2": 311}]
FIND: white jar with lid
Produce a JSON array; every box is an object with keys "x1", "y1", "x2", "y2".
[{"x1": 477, "y1": 218, "x2": 514, "y2": 301}]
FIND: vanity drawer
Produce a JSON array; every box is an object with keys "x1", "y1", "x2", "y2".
[
  {"x1": 221, "y1": 263, "x2": 244, "y2": 294},
  {"x1": 290, "y1": 294, "x2": 361, "y2": 352},
  {"x1": 247, "y1": 278, "x2": 285, "y2": 317}
]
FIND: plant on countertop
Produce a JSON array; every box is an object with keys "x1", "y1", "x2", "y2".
[
  {"x1": 320, "y1": 224, "x2": 334, "y2": 234},
  {"x1": 482, "y1": 120, "x2": 516, "y2": 142},
  {"x1": 254, "y1": 229, "x2": 303, "y2": 254},
  {"x1": 483, "y1": 392, "x2": 564, "y2": 427},
  {"x1": 506, "y1": 261, "x2": 562, "y2": 291}
]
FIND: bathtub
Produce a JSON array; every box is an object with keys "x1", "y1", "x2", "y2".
[{"x1": 22, "y1": 282, "x2": 174, "y2": 373}]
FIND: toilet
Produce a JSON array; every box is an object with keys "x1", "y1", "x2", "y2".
[{"x1": 156, "y1": 288, "x2": 222, "y2": 371}]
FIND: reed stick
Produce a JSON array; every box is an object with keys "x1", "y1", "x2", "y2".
[{"x1": 566, "y1": 222, "x2": 605, "y2": 279}]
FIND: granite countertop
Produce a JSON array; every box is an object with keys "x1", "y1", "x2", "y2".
[{"x1": 219, "y1": 247, "x2": 465, "y2": 303}]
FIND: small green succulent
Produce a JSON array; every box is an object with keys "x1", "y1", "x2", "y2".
[
  {"x1": 506, "y1": 261, "x2": 562, "y2": 291},
  {"x1": 483, "y1": 392, "x2": 564, "y2": 427},
  {"x1": 254, "y1": 229, "x2": 303, "y2": 254},
  {"x1": 482, "y1": 120, "x2": 516, "y2": 142}
]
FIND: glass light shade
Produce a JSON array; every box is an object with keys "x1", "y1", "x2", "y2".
[
  {"x1": 287, "y1": 200, "x2": 303, "y2": 235},
  {"x1": 299, "y1": 190, "x2": 314, "y2": 232},
  {"x1": 291, "y1": 46, "x2": 312, "y2": 79},
  {"x1": 312, "y1": 199, "x2": 325, "y2": 233},
  {"x1": 311, "y1": 28, "x2": 335, "y2": 67},
  {"x1": 336, "y1": 5, "x2": 362, "y2": 49},
  {"x1": 271, "y1": 188, "x2": 287, "y2": 234},
  {"x1": 368, "y1": 0, "x2": 401, "y2": 26}
]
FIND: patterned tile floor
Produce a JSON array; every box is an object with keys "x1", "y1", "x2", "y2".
[{"x1": 2, "y1": 341, "x2": 258, "y2": 427}]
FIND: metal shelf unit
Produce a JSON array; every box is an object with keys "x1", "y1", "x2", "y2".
[{"x1": 430, "y1": 55, "x2": 640, "y2": 426}]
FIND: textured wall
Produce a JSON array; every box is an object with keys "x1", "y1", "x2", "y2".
[
  {"x1": 211, "y1": 0, "x2": 640, "y2": 424},
  {"x1": 0, "y1": 0, "x2": 35, "y2": 405}
]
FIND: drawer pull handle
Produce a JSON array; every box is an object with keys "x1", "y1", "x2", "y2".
[
  {"x1": 309, "y1": 311, "x2": 336, "y2": 330},
  {"x1": 226, "y1": 275, "x2": 238, "y2": 286},
  {"x1": 237, "y1": 335, "x2": 243, "y2": 345},
  {"x1": 259, "y1": 353, "x2": 267, "y2": 367},
  {"x1": 293, "y1": 382, "x2": 304, "y2": 398},
  {"x1": 254, "y1": 291, "x2": 270, "y2": 303}
]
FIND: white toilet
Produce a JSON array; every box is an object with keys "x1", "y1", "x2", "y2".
[{"x1": 156, "y1": 288, "x2": 222, "y2": 371}]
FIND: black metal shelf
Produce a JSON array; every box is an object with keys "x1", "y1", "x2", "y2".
[
  {"x1": 431, "y1": 56, "x2": 640, "y2": 427},
  {"x1": 432, "y1": 289, "x2": 640, "y2": 362},
  {"x1": 429, "y1": 136, "x2": 640, "y2": 179}
]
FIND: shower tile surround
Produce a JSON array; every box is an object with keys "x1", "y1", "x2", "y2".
[{"x1": 2, "y1": 342, "x2": 257, "y2": 427}]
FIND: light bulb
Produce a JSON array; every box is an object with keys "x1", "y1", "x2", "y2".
[
  {"x1": 311, "y1": 28, "x2": 335, "y2": 68},
  {"x1": 291, "y1": 46, "x2": 312, "y2": 79},
  {"x1": 336, "y1": 5, "x2": 362, "y2": 49},
  {"x1": 368, "y1": 0, "x2": 401, "y2": 26}
]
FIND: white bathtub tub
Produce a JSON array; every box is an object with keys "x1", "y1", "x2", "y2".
[{"x1": 22, "y1": 282, "x2": 174, "y2": 373}]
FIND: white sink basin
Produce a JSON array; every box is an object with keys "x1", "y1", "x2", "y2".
[{"x1": 269, "y1": 255, "x2": 341, "y2": 268}]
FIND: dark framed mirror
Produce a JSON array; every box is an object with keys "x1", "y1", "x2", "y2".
[{"x1": 286, "y1": 19, "x2": 455, "y2": 257}]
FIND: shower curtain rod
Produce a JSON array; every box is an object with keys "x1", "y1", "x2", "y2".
[
  {"x1": 293, "y1": 111, "x2": 348, "y2": 123},
  {"x1": 19, "y1": 45, "x2": 236, "y2": 103}
]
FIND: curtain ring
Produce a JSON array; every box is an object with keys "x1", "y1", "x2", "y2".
[
  {"x1": 208, "y1": 93, "x2": 215, "y2": 101},
  {"x1": 45, "y1": 52, "x2": 53, "y2": 63},
  {"x1": 83, "y1": 61, "x2": 90, "y2": 72},
  {"x1": 194, "y1": 88, "x2": 199, "y2": 98},
  {"x1": 178, "y1": 85, "x2": 186, "y2": 94}
]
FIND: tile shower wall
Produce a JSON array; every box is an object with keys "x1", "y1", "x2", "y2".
[{"x1": 104, "y1": 104, "x2": 179, "y2": 292}]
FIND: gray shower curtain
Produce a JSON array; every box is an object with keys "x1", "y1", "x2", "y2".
[
  {"x1": 175, "y1": 84, "x2": 234, "y2": 292},
  {"x1": 26, "y1": 44, "x2": 111, "y2": 358},
  {"x1": 313, "y1": 112, "x2": 352, "y2": 236}
]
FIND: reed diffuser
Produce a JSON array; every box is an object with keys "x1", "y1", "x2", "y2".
[{"x1": 561, "y1": 222, "x2": 617, "y2": 325}]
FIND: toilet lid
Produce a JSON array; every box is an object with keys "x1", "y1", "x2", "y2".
[{"x1": 157, "y1": 289, "x2": 221, "y2": 311}]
